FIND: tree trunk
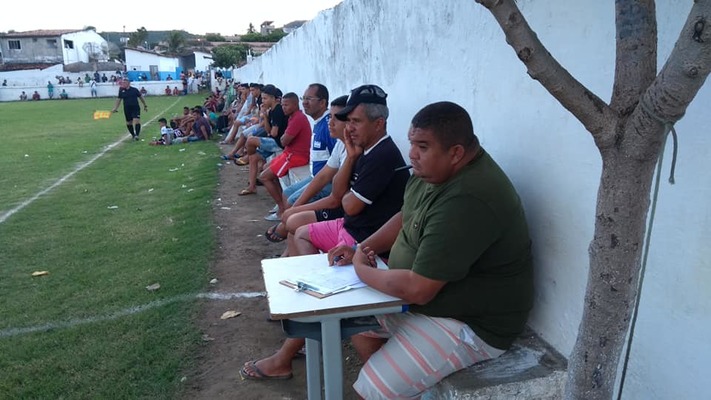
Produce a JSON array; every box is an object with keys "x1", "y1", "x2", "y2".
[
  {"x1": 564, "y1": 139, "x2": 661, "y2": 399},
  {"x1": 474, "y1": 0, "x2": 711, "y2": 398}
]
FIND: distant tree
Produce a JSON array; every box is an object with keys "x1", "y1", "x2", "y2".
[
  {"x1": 166, "y1": 31, "x2": 186, "y2": 54},
  {"x1": 211, "y1": 44, "x2": 250, "y2": 68},
  {"x1": 205, "y1": 33, "x2": 226, "y2": 42},
  {"x1": 247, "y1": 23, "x2": 256, "y2": 34},
  {"x1": 128, "y1": 27, "x2": 149, "y2": 47},
  {"x1": 84, "y1": 26, "x2": 96, "y2": 31},
  {"x1": 239, "y1": 30, "x2": 286, "y2": 43}
]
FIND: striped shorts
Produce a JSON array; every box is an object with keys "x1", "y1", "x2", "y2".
[{"x1": 353, "y1": 312, "x2": 505, "y2": 399}]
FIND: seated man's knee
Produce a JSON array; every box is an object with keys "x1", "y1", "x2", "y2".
[{"x1": 294, "y1": 224, "x2": 311, "y2": 242}]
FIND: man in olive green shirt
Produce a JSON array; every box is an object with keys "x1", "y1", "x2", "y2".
[{"x1": 328, "y1": 101, "x2": 534, "y2": 399}]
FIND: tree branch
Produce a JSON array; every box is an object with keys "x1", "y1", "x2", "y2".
[
  {"x1": 625, "y1": 0, "x2": 711, "y2": 158},
  {"x1": 476, "y1": 0, "x2": 616, "y2": 147},
  {"x1": 610, "y1": 0, "x2": 658, "y2": 116}
]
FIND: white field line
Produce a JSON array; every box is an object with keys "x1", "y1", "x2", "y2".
[
  {"x1": 0, "y1": 291, "x2": 266, "y2": 339},
  {"x1": 0, "y1": 99, "x2": 181, "y2": 225}
]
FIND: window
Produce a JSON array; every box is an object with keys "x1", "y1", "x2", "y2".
[
  {"x1": 47, "y1": 39, "x2": 57, "y2": 48},
  {"x1": 64, "y1": 40, "x2": 74, "y2": 49},
  {"x1": 8, "y1": 40, "x2": 20, "y2": 50}
]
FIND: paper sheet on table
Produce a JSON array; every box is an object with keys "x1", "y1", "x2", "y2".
[{"x1": 290, "y1": 265, "x2": 368, "y2": 296}]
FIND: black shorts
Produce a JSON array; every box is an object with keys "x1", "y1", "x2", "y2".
[
  {"x1": 124, "y1": 105, "x2": 141, "y2": 122},
  {"x1": 315, "y1": 207, "x2": 345, "y2": 222}
]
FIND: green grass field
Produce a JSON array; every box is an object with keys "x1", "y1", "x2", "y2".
[{"x1": 0, "y1": 95, "x2": 220, "y2": 399}]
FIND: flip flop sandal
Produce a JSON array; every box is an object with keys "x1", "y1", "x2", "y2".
[
  {"x1": 239, "y1": 361, "x2": 292, "y2": 381},
  {"x1": 265, "y1": 223, "x2": 287, "y2": 243},
  {"x1": 234, "y1": 157, "x2": 248, "y2": 166},
  {"x1": 238, "y1": 189, "x2": 256, "y2": 196}
]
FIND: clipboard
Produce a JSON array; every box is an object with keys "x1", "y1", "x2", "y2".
[{"x1": 279, "y1": 280, "x2": 329, "y2": 299}]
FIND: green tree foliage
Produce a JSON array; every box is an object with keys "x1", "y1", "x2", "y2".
[
  {"x1": 211, "y1": 44, "x2": 250, "y2": 68},
  {"x1": 205, "y1": 33, "x2": 226, "y2": 42},
  {"x1": 128, "y1": 27, "x2": 149, "y2": 47},
  {"x1": 247, "y1": 23, "x2": 256, "y2": 34},
  {"x1": 166, "y1": 31, "x2": 186, "y2": 54},
  {"x1": 240, "y1": 29, "x2": 287, "y2": 43}
]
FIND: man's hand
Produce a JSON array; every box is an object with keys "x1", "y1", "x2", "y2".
[
  {"x1": 343, "y1": 131, "x2": 363, "y2": 159},
  {"x1": 143, "y1": 105, "x2": 148, "y2": 112},
  {"x1": 353, "y1": 245, "x2": 377, "y2": 269},
  {"x1": 328, "y1": 245, "x2": 356, "y2": 266}
]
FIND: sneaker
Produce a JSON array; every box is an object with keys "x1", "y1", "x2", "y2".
[
  {"x1": 269, "y1": 204, "x2": 278, "y2": 213},
  {"x1": 264, "y1": 212, "x2": 280, "y2": 221},
  {"x1": 134, "y1": 135, "x2": 140, "y2": 141}
]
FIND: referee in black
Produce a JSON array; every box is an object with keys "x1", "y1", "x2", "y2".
[{"x1": 112, "y1": 78, "x2": 148, "y2": 141}]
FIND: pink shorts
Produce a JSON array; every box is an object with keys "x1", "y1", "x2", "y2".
[{"x1": 307, "y1": 218, "x2": 356, "y2": 252}]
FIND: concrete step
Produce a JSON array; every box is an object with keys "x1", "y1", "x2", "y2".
[{"x1": 422, "y1": 329, "x2": 568, "y2": 400}]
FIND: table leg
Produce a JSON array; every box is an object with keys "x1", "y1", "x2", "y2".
[
  {"x1": 321, "y1": 318, "x2": 343, "y2": 400},
  {"x1": 305, "y1": 338, "x2": 322, "y2": 400}
]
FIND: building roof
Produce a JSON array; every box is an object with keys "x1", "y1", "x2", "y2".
[
  {"x1": 0, "y1": 29, "x2": 82, "y2": 38},
  {"x1": 260, "y1": 21, "x2": 274, "y2": 26}
]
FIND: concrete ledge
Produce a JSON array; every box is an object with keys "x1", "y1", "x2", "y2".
[{"x1": 422, "y1": 329, "x2": 567, "y2": 400}]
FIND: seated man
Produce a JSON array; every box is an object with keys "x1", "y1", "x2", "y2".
[
  {"x1": 326, "y1": 101, "x2": 534, "y2": 398},
  {"x1": 60, "y1": 89, "x2": 69, "y2": 99},
  {"x1": 264, "y1": 83, "x2": 337, "y2": 221},
  {"x1": 173, "y1": 107, "x2": 211, "y2": 143},
  {"x1": 238, "y1": 84, "x2": 287, "y2": 196},
  {"x1": 257, "y1": 91, "x2": 312, "y2": 218},
  {"x1": 165, "y1": 85, "x2": 172, "y2": 96},
  {"x1": 19, "y1": 91, "x2": 28, "y2": 101},
  {"x1": 32, "y1": 91, "x2": 41, "y2": 101},
  {"x1": 240, "y1": 84, "x2": 411, "y2": 382},
  {"x1": 265, "y1": 95, "x2": 348, "y2": 245}
]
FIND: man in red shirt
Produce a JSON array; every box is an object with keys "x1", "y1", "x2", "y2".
[{"x1": 259, "y1": 92, "x2": 311, "y2": 218}]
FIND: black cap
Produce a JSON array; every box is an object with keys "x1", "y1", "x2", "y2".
[{"x1": 335, "y1": 84, "x2": 388, "y2": 121}]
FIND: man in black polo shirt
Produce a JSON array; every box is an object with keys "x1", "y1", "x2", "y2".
[
  {"x1": 112, "y1": 78, "x2": 148, "y2": 141},
  {"x1": 240, "y1": 84, "x2": 410, "y2": 381}
]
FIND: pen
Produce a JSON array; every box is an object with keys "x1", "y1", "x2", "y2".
[{"x1": 394, "y1": 165, "x2": 413, "y2": 172}]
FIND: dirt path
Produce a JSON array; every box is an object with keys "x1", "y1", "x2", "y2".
[{"x1": 181, "y1": 145, "x2": 362, "y2": 400}]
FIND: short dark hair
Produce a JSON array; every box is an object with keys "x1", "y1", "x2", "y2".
[
  {"x1": 308, "y1": 83, "x2": 329, "y2": 103},
  {"x1": 158, "y1": 117, "x2": 167, "y2": 124},
  {"x1": 330, "y1": 95, "x2": 348, "y2": 108},
  {"x1": 183, "y1": 106, "x2": 190, "y2": 110},
  {"x1": 410, "y1": 101, "x2": 478, "y2": 150},
  {"x1": 249, "y1": 82, "x2": 259, "y2": 88},
  {"x1": 282, "y1": 92, "x2": 299, "y2": 102}
]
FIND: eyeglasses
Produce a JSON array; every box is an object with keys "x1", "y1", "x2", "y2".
[{"x1": 300, "y1": 96, "x2": 321, "y2": 102}]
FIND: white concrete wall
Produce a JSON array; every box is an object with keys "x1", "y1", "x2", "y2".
[
  {"x1": 61, "y1": 30, "x2": 108, "y2": 64},
  {"x1": 234, "y1": 1, "x2": 711, "y2": 398}
]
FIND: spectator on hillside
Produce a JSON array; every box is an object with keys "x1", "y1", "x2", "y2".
[
  {"x1": 101, "y1": 73, "x2": 108, "y2": 83},
  {"x1": 2, "y1": 79, "x2": 7, "y2": 86},
  {"x1": 166, "y1": 74, "x2": 173, "y2": 81},
  {"x1": 94, "y1": 71, "x2": 100, "y2": 82}
]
